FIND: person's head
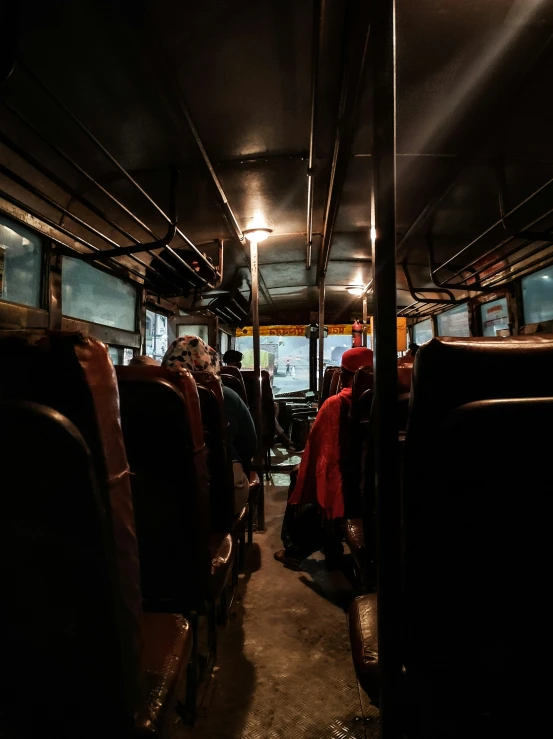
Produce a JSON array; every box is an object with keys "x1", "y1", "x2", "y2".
[
  {"x1": 340, "y1": 347, "x2": 374, "y2": 388},
  {"x1": 128, "y1": 354, "x2": 160, "y2": 367},
  {"x1": 222, "y1": 349, "x2": 243, "y2": 369},
  {"x1": 162, "y1": 335, "x2": 220, "y2": 375},
  {"x1": 409, "y1": 342, "x2": 420, "y2": 356}
]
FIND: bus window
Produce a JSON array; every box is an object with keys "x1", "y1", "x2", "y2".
[
  {"x1": 436, "y1": 304, "x2": 470, "y2": 337},
  {"x1": 219, "y1": 330, "x2": 230, "y2": 355},
  {"x1": 177, "y1": 323, "x2": 209, "y2": 343},
  {"x1": 0, "y1": 215, "x2": 43, "y2": 308},
  {"x1": 413, "y1": 318, "x2": 433, "y2": 345},
  {"x1": 145, "y1": 310, "x2": 168, "y2": 362},
  {"x1": 107, "y1": 346, "x2": 134, "y2": 365},
  {"x1": 62, "y1": 257, "x2": 137, "y2": 332},
  {"x1": 481, "y1": 297, "x2": 509, "y2": 336},
  {"x1": 522, "y1": 264, "x2": 553, "y2": 324}
]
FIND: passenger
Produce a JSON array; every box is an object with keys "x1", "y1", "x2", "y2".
[
  {"x1": 274, "y1": 346, "x2": 374, "y2": 570},
  {"x1": 163, "y1": 336, "x2": 257, "y2": 514},
  {"x1": 222, "y1": 349, "x2": 243, "y2": 369},
  {"x1": 398, "y1": 342, "x2": 419, "y2": 366},
  {"x1": 128, "y1": 354, "x2": 160, "y2": 366}
]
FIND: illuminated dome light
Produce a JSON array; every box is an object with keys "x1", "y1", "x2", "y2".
[
  {"x1": 244, "y1": 228, "x2": 272, "y2": 243},
  {"x1": 347, "y1": 286, "x2": 364, "y2": 296}
]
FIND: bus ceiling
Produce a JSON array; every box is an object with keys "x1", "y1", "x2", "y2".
[{"x1": 1, "y1": 1, "x2": 553, "y2": 322}]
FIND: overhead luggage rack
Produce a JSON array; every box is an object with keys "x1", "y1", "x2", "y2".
[{"x1": 0, "y1": 62, "x2": 222, "y2": 296}]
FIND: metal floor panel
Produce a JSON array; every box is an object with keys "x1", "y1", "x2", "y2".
[{"x1": 176, "y1": 475, "x2": 379, "y2": 739}]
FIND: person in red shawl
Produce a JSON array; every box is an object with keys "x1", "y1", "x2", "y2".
[{"x1": 274, "y1": 346, "x2": 374, "y2": 570}]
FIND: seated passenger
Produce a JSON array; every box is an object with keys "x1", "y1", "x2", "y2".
[
  {"x1": 398, "y1": 342, "x2": 419, "y2": 366},
  {"x1": 274, "y1": 347, "x2": 374, "y2": 570},
  {"x1": 163, "y1": 336, "x2": 256, "y2": 514},
  {"x1": 128, "y1": 354, "x2": 160, "y2": 366},
  {"x1": 222, "y1": 349, "x2": 243, "y2": 369}
]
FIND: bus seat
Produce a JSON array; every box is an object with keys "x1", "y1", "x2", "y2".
[
  {"x1": 220, "y1": 365, "x2": 248, "y2": 403},
  {"x1": 192, "y1": 371, "x2": 239, "y2": 531},
  {"x1": 320, "y1": 365, "x2": 340, "y2": 407},
  {"x1": 328, "y1": 368, "x2": 342, "y2": 397},
  {"x1": 136, "y1": 613, "x2": 193, "y2": 737},
  {"x1": 348, "y1": 593, "x2": 379, "y2": 707},
  {"x1": 349, "y1": 366, "x2": 374, "y2": 421},
  {"x1": 344, "y1": 518, "x2": 365, "y2": 583},
  {"x1": 115, "y1": 365, "x2": 215, "y2": 609},
  {"x1": 0, "y1": 332, "x2": 192, "y2": 738},
  {"x1": 402, "y1": 336, "x2": 553, "y2": 730},
  {"x1": 397, "y1": 364, "x2": 413, "y2": 394},
  {"x1": 241, "y1": 369, "x2": 276, "y2": 449},
  {"x1": 220, "y1": 371, "x2": 248, "y2": 405}
]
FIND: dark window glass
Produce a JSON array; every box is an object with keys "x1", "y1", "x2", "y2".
[
  {"x1": 437, "y1": 304, "x2": 470, "y2": 337},
  {"x1": 522, "y1": 265, "x2": 553, "y2": 324},
  {"x1": 62, "y1": 256, "x2": 136, "y2": 331},
  {"x1": 0, "y1": 215, "x2": 43, "y2": 308}
]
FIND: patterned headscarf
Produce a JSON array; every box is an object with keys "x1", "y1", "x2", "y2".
[{"x1": 162, "y1": 336, "x2": 220, "y2": 375}]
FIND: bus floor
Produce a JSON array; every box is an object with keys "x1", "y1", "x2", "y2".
[{"x1": 177, "y1": 473, "x2": 379, "y2": 739}]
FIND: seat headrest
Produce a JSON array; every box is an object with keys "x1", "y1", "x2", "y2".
[
  {"x1": 408, "y1": 335, "x2": 553, "y2": 441},
  {"x1": 116, "y1": 365, "x2": 204, "y2": 449}
]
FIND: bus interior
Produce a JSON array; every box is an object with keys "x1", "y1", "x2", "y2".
[{"x1": 1, "y1": 1, "x2": 553, "y2": 738}]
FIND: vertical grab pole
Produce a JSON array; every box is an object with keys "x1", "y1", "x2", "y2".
[
  {"x1": 370, "y1": 1, "x2": 402, "y2": 737},
  {"x1": 362, "y1": 294, "x2": 368, "y2": 347},
  {"x1": 250, "y1": 237, "x2": 265, "y2": 530},
  {"x1": 318, "y1": 278, "x2": 326, "y2": 396}
]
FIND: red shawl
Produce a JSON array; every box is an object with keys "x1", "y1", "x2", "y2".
[{"x1": 288, "y1": 387, "x2": 352, "y2": 520}]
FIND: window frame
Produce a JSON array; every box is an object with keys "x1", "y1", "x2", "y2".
[
  {"x1": 520, "y1": 263, "x2": 553, "y2": 326},
  {"x1": 436, "y1": 302, "x2": 471, "y2": 337},
  {"x1": 61, "y1": 255, "x2": 140, "y2": 334},
  {"x1": 0, "y1": 212, "x2": 47, "y2": 314},
  {"x1": 412, "y1": 317, "x2": 434, "y2": 345}
]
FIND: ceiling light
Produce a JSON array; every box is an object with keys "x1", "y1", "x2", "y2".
[
  {"x1": 244, "y1": 228, "x2": 272, "y2": 243},
  {"x1": 347, "y1": 286, "x2": 364, "y2": 296}
]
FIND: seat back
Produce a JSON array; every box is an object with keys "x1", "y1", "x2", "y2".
[
  {"x1": 192, "y1": 371, "x2": 235, "y2": 532},
  {"x1": 329, "y1": 368, "x2": 342, "y2": 396},
  {"x1": 220, "y1": 370, "x2": 248, "y2": 405},
  {"x1": 241, "y1": 369, "x2": 275, "y2": 448},
  {"x1": 220, "y1": 364, "x2": 245, "y2": 388},
  {"x1": 403, "y1": 336, "x2": 553, "y2": 730},
  {"x1": 0, "y1": 331, "x2": 142, "y2": 737},
  {"x1": 349, "y1": 366, "x2": 374, "y2": 422},
  {"x1": 320, "y1": 365, "x2": 340, "y2": 407},
  {"x1": 116, "y1": 366, "x2": 211, "y2": 610},
  {"x1": 397, "y1": 364, "x2": 413, "y2": 394}
]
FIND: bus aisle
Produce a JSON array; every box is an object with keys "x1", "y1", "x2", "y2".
[{"x1": 178, "y1": 473, "x2": 379, "y2": 739}]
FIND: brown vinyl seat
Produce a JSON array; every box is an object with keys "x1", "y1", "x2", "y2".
[
  {"x1": 401, "y1": 336, "x2": 553, "y2": 734},
  {"x1": 344, "y1": 518, "x2": 365, "y2": 583},
  {"x1": 320, "y1": 365, "x2": 340, "y2": 407},
  {"x1": 115, "y1": 365, "x2": 231, "y2": 606},
  {"x1": 241, "y1": 369, "x2": 275, "y2": 478},
  {"x1": 241, "y1": 369, "x2": 276, "y2": 447},
  {"x1": 328, "y1": 367, "x2": 342, "y2": 397},
  {"x1": 220, "y1": 365, "x2": 248, "y2": 404},
  {"x1": 0, "y1": 331, "x2": 191, "y2": 739},
  {"x1": 348, "y1": 593, "x2": 379, "y2": 706},
  {"x1": 349, "y1": 336, "x2": 553, "y2": 733}
]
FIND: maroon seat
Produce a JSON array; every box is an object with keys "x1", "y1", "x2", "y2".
[
  {"x1": 0, "y1": 331, "x2": 191, "y2": 739},
  {"x1": 241, "y1": 369, "x2": 275, "y2": 487},
  {"x1": 320, "y1": 365, "x2": 340, "y2": 407},
  {"x1": 401, "y1": 336, "x2": 553, "y2": 733},
  {"x1": 220, "y1": 365, "x2": 248, "y2": 405},
  {"x1": 115, "y1": 365, "x2": 232, "y2": 605},
  {"x1": 328, "y1": 368, "x2": 342, "y2": 397},
  {"x1": 348, "y1": 594, "x2": 379, "y2": 706}
]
